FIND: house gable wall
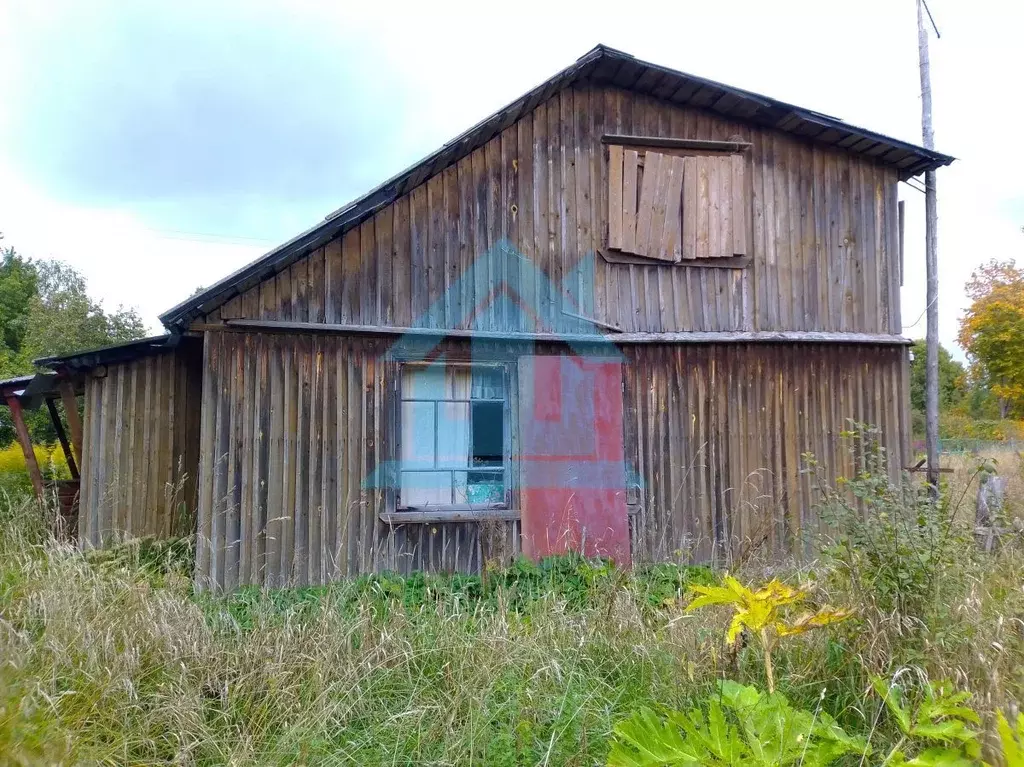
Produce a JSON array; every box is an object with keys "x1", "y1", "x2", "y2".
[{"x1": 204, "y1": 84, "x2": 901, "y2": 336}]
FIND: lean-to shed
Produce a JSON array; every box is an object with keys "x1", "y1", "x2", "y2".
[{"x1": 39, "y1": 45, "x2": 953, "y2": 590}]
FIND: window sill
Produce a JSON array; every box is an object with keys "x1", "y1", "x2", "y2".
[
  {"x1": 381, "y1": 508, "x2": 520, "y2": 524},
  {"x1": 380, "y1": 505, "x2": 644, "y2": 525}
]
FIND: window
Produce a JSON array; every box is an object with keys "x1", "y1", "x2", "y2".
[
  {"x1": 607, "y1": 140, "x2": 749, "y2": 263},
  {"x1": 399, "y1": 362, "x2": 509, "y2": 509}
]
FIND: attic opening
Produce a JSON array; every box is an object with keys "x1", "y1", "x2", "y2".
[{"x1": 603, "y1": 135, "x2": 751, "y2": 267}]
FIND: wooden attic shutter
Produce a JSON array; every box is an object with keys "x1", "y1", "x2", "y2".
[
  {"x1": 608, "y1": 145, "x2": 748, "y2": 262},
  {"x1": 608, "y1": 146, "x2": 684, "y2": 261},
  {"x1": 681, "y1": 153, "x2": 749, "y2": 260}
]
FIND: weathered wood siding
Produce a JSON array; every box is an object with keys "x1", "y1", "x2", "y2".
[
  {"x1": 206, "y1": 85, "x2": 900, "y2": 336},
  {"x1": 624, "y1": 343, "x2": 909, "y2": 564},
  {"x1": 194, "y1": 329, "x2": 908, "y2": 589},
  {"x1": 79, "y1": 344, "x2": 203, "y2": 547},
  {"x1": 195, "y1": 330, "x2": 520, "y2": 590}
]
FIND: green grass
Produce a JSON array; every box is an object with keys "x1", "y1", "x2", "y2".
[{"x1": 1, "y1": 485, "x2": 1023, "y2": 765}]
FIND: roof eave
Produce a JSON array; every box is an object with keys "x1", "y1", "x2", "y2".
[{"x1": 34, "y1": 334, "x2": 179, "y2": 371}]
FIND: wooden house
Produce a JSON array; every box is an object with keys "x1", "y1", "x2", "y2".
[{"x1": 36, "y1": 45, "x2": 953, "y2": 590}]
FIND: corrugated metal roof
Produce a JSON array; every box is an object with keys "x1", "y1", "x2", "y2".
[
  {"x1": 34, "y1": 334, "x2": 177, "y2": 371},
  {"x1": 160, "y1": 43, "x2": 954, "y2": 330}
]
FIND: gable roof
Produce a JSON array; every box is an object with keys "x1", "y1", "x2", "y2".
[{"x1": 161, "y1": 43, "x2": 954, "y2": 330}]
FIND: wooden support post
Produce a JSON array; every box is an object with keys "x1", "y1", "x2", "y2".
[
  {"x1": 59, "y1": 382, "x2": 83, "y2": 466},
  {"x1": 5, "y1": 394, "x2": 44, "y2": 500},
  {"x1": 46, "y1": 397, "x2": 79, "y2": 480}
]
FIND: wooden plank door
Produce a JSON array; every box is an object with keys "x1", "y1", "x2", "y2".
[{"x1": 517, "y1": 355, "x2": 631, "y2": 566}]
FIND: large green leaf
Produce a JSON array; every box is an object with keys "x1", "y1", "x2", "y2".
[
  {"x1": 999, "y1": 711, "x2": 1024, "y2": 767},
  {"x1": 873, "y1": 677, "x2": 912, "y2": 735},
  {"x1": 901, "y1": 746, "x2": 979, "y2": 767},
  {"x1": 607, "y1": 682, "x2": 868, "y2": 767},
  {"x1": 607, "y1": 708, "x2": 706, "y2": 767}
]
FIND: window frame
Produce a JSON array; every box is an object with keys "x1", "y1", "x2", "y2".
[{"x1": 395, "y1": 360, "x2": 513, "y2": 512}]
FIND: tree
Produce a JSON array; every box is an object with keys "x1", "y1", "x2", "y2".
[
  {"x1": 908, "y1": 340, "x2": 964, "y2": 413},
  {"x1": 21, "y1": 260, "x2": 146, "y2": 360},
  {"x1": 0, "y1": 234, "x2": 38, "y2": 377},
  {"x1": 957, "y1": 259, "x2": 1024, "y2": 418},
  {"x1": 0, "y1": 235, "x2": 148, "y2": 446}
]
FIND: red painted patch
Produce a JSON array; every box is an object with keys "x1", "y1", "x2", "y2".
[{"x1": 519, "y1": 356, "x2": 631, "y2": 567}]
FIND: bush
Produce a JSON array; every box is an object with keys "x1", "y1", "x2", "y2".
[{"x1": 810, "y1": 424, "x2": 977, "y2": 628}]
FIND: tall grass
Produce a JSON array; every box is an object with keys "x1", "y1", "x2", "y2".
[{"x1": 1, "y1": 472, "x2": 1023, "y2": 765}]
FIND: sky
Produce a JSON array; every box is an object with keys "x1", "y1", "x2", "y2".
[{"x1": 0, "y1": 0, "x2": 1021, "y2": 357}]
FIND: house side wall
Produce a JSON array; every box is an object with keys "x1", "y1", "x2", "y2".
[
  {"x1": 206, "y1": 84, "x2": 901, "y2": 336},
  {"x1": 625, "y1": 343, "x2": 909, "y2": 564},
  {"x1": 194, "y1": 330, "x2": 909, "y2": 590},
  {"x1": 78, "y1": 345, "x2": 203, "y2": 547}
]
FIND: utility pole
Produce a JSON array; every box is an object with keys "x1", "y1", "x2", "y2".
[{"x1": 917, "y1": 0, "x2": 940, "y2": 495}]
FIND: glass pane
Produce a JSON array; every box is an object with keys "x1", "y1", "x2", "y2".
[
  {"x1": 400, "y1": 401, "x2": 435, "y2": 469},
  {"x1": 459, "y1": 470, "x2": 505, "y2": 505},
  {"x1": 471, "y1": 401, "x2": 503, "y2": 467},
  {"x1": 401, "y1": 471, "x2": 453, "y2": 507},
  {"x1": 471, "y1": 367, "x2": 505, "y2": 399},
  {"x1": 436, "y1": 401, "x2": 471, "y2": 468},
  {"x1": 402, "y1": 363, "x2": 446, "y2": 399}
]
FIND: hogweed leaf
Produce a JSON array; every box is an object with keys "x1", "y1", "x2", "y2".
[
  {"x1": 775, "y1": 608, "x2": 854, "y2": 637},
  {"x1": 752, "y1": 579, "x2": 806, "y2": 607},
  {"x1": 998, "y1": 711, "x2": 1024, "y2": 767},
  {"x1": 686, "y1": 584, "x2": 743, "y2": 611},
  {"x1": 607, "y1": 708, "x2": 703, "y2": 766},
  {"x1": 607, "y1": 682, "x2": 867, "y2": 767},
  {"x1": 901, "y1": 746, "x2": 978, "y2": 767},
  {"x1": 725, "y1": 614, "x2": 747, "y2": 647},
  {"x1": 872, "y1": 677, "x2": 912, "y2": 735}
]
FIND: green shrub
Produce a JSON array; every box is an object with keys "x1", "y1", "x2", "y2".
[
  {"x1": 207, "y1": 554, "x2": 716, "y2": 630},
  {"x1": 811, "y1": 424, "x2": 978, "y2": 626}
]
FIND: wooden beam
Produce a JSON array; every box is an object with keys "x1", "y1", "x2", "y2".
[
  {"x1": 58, "y1": 382, "x2": 83, "y2": 465},
  {"x1": 601, "y1": 134, "x2": 752, "y2": 152},
  {"x1": 599, "y1": 249, "x2": 752, "y2": 269},
  {"x1": 210, "y1": 319, "x2": 914, "y2": 346},
  {"x1": 5, "y1": 394, "x2": 44, "y2": 500},
  {"x1": 46, "y1": 397, "x2": 79, "y2": 480}
]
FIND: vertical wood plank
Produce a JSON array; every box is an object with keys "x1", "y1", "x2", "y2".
[
  {"x1": 426, "y1": 174, "x2": 445, "y2": 329},
  {"x1": 634, "y1": 150, "x2": 662, "y2": 257},
  {"x1": 516, "y1": 114, "x2": 536, "y2": 329},
  {"x1": 608, "y1": 144, "x2": 623, "y2": 250},
  {"x1": 393, "y1": 195, "x2": 412, "y2": 327},
  {"x1": 621, "y1": 149, "x2": 639, "y2": 254}
]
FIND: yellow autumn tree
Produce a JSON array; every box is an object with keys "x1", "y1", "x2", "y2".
[{"x1": 958, "y1": 259, "x2": 1024, "y2": 418}]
